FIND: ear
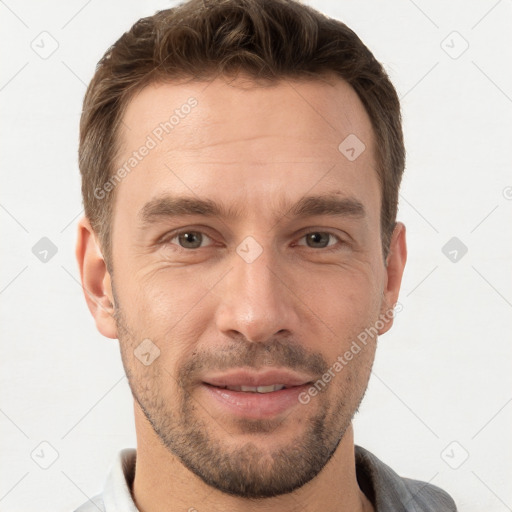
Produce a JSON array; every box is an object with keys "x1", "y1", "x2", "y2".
[
  {"x1": 75, "y1": 217, "x2": 117, "y2": 339},
  {"x1": 378, "y1": 222, "x2": 407, "y2": 335}
]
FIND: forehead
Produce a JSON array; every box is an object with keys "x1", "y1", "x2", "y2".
[{"x1": 114, "y1": 75, "x2": 379, "y2": 222}]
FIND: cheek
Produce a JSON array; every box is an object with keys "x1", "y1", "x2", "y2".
[
  {"x1": 120, "y1": 267, "x2": 215, "y2": 362},
  {"x1": 298, "y1": 265, "x2": 383, "y2": 371},
  {"x1": 123, "y1": 264, "x2": 210, "y2": 322},
  {"x1": 302, "y1": 263, "x2": 382, "y2": 325}
]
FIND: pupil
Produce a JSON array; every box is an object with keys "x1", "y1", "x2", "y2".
[
  {"x1": 180, "y1": 232, "x2": 202, "y2": 248},
  {"x1": 308, "y1": 232, "x2": 328, "y2": 248}
]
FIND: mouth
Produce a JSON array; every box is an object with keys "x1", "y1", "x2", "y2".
[
  {"x1": 199, "y1": 369, "x2": 315, "y2": 419},
  {"x1": 202, "y1": 368, "x2": 314, "y2": 389},
  {"x1": 207, "y1": 384, "x2": 291, "y2": 393}
]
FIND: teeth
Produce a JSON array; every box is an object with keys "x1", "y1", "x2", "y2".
[{"x1": 225, "y1": 384, "x2": 286, "y2": 393}]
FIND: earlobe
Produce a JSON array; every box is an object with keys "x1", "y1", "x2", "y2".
[
  {"x1": 75, "y1": 217, "x2": 118, "y2": 339},
  {"x1": 378, "y1": 222, "x2": 407, "y2": 335}
]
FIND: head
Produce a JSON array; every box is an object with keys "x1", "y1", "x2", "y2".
[{"x1": 76, "y1": 0, "x2": 407, "y2": 500}]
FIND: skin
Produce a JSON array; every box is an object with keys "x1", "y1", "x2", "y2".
[{"x1": 76, "y1": 74, "x2": 407, "y2": 512}]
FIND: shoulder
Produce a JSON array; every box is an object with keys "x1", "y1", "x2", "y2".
[
  {"x1": 399, "y1": 476, "x2": 458, "y2": 511},
  {"x1": 355, "y1": 445, "x2": 457, "y2": 511},
  {"x1": 72, "y1": 448, "x2": 137, "y2": 512},
  {"x1": 73, "y1": 494, "x2": 105, "y2": 512}
]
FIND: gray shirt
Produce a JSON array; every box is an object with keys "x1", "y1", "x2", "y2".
[{"x1": 74, "y1": 445, "x2": 457, "y2": 511}]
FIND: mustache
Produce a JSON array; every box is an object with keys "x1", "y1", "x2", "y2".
[{"x1": 177, "y1": 338, "x2": 329, "y2": 386}]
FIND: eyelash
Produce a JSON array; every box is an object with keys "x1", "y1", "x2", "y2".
[{"x1": 162, "y1": 229, "x2": 345, "y2": 251}]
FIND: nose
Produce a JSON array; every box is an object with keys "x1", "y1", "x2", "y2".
[{"x1": 214, "y1": 246, "x2": 301, "y2": 343}]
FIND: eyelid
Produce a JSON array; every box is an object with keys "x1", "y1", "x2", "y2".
[
  {"x1": 173, "y1": 232, "x2": 214, "y2": 247},
  {"x1": 158, "y1": 227, "x2": 217, "y2": 247},
  {"x1": 158, "y1": 226, "x2": 348, "y2": 250},
  {"x1": 295, "y1": 230, "x2": 344, "y2": 248}
]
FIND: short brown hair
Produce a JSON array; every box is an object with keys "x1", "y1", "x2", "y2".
[{"x1": 79, "y1": 0, "x2": 405, "y2": 269}]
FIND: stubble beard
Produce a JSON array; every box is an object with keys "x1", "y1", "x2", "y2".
[{"x1": 113, "y1": 299, "x2": 372, "y2": 499}]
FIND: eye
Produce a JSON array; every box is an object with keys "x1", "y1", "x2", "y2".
[
  {"x1": 168, "y1": 231, "x2": 214, "y2": 249},
  {"x1": 297, "y1": 232, "x2": 340, "y2": 249}
]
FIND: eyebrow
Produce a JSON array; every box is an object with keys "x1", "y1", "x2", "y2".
[
  {"x1": 288, "y1": 195, "x2": 365, "y2": 219},
  {"x1": 138, "y1": 193, "x2": 366, "y2": 227}
]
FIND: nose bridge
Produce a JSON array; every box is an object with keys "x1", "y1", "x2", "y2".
[{"x1": 215, "y1": 243, "x2": 299, "y2": 343}]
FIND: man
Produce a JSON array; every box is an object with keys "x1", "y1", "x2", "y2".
[{"x1": 74, "y1": 0, "x2": 457, "y2": 510}]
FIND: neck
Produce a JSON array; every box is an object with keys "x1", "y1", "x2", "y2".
[{"x1": 132, "y1": 402, "x2": 373, "y2": 512}]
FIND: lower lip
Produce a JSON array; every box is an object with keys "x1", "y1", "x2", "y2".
[{"x1": 201, "y1": 383, "x2": 310, "y2": 419}]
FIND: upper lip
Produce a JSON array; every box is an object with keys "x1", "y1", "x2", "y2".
[{"x1": 202, "y1": 369, "x2": 315, "y2": 388}]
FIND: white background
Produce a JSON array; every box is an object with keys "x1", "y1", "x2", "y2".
[{"x1": 1, "y1": 1, "x2": 511, "y2": 511}]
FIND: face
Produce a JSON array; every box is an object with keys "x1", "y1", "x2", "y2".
[{"x1": 87, "y1": 75, "x2": 405, "y2": 498}]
